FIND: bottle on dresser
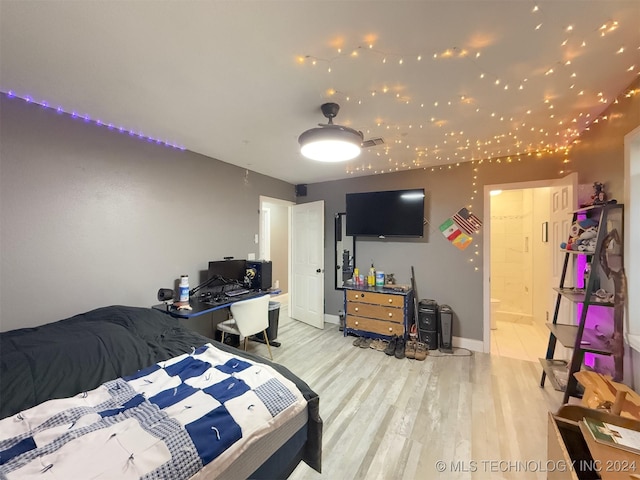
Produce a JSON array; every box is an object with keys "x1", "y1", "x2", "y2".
[{"x1": 368, "y1": 263, "x2": 376, "y2": 287}]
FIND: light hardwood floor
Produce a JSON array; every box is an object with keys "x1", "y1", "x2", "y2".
[{"x1": 244, "y1": 304, "x2": 564, "y2": 480}]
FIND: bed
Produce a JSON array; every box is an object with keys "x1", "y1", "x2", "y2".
[{"x1": 0, "y1": 305, "x2": 322, "y2": 479}]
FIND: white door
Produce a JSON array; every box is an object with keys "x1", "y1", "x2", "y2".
[
  {"x1": 290, "y1": 201, "x2": 325, "y2": 329},
  {"x1": 548, "y1": 173, "x2": 577, "y2": 358}
]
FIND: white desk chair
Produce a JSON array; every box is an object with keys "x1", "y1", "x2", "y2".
[{"x1": 217, "y1": 294, "x2": 273, "y2": 360}]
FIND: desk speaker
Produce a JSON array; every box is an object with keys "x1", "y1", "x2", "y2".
[
  {"x1": 246, "y1": 260, "x2": 272, "y2": 290},
  {"x1": 157, "y1": 288, "x2": 175, "y2": 301}
]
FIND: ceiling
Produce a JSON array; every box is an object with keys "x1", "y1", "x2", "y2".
[{"x1": 1, "y1": 1, "x2": 638, "y2": 185}]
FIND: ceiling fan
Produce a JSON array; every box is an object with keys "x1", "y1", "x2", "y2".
[{"x1": 298, "y1": 103, "x2": 384, "y2": 162}]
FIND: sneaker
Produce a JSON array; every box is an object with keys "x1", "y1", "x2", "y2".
[
  {"x1": 360, "y1": 338, "x2": 373, "y2": 349},
  {"x1": 352, "y1": 337, "x2": 364, "y2": 347},
  {"x1": 415, "y1": 341, "x2": 428, "y2": 361},
  {"x1": 395, "y1": 337, "x2": 406, "y2": 359},
  {"x1": 405, "y1": 339, "x2": 417, "y2": 359},
  {"x1": 384, "y1": 335, "x2": 397, "y2": 356}
]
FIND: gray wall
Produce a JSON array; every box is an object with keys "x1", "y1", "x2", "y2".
[
  {"x1": 302, "y1": 77, "x2": 639, "y2": 342},
  {"x1": 0, "y1": 96, "x2": 295, "y2": 331},
  {"x1": 1, "y1": 77, "x2": 638, "y2": 340}
]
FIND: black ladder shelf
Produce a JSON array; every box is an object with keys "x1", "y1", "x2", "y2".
[{"x1": 539, "y1": 203, "x2": 624, "y2": 404}]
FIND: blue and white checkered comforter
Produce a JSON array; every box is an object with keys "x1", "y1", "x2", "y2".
[{"x1": 0, "y1": 343, "x2": 307, "y2": 479}]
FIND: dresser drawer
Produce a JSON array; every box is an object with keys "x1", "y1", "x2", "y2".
[
  {"x1": 346, "y1": 290, "x2": 403, "y2": 307},
  {"x1": 346, "y1": 302, "x2": 403, "y2": 323},
  {"x1": 346, "y1": 316, "x2": 404, "y2": 336}
]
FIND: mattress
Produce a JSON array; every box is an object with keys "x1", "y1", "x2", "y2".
[
  {"x1": 0, "y1": 305, "x2": 322, "y2": 477},
  {"x1": 0, "y1": 344, "x2": 309, "y2": 479}
]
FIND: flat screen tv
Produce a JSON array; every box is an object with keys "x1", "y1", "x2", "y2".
[{"x1": 345, "y1": 189, "x2": 425, "y2": 237}]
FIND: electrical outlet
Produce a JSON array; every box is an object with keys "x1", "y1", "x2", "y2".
[{"x1": 248, "y1": 253, "x2": 256, "y2": 260}]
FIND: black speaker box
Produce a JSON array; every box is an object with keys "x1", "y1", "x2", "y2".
[
  {"x1": 417, "y1": 299, "x2": 439, "y2": 349},
  {"x1": 246, "y1": 260, "x2": 273, "y2": 290},
  {"x1": 421, "y1": 331, "x2": 439, "y2": 350},
  {"x1": 295, "y1": 184, "x2": 307, "y2": 197}
]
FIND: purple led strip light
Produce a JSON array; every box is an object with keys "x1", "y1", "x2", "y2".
[{"x1": 3, "y1": 90, "x2": 186, "y2": 151}]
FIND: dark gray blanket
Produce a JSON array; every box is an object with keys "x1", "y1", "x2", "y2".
[{"x1": 0, "y1": 305, "x2": 321, "y2": 473}]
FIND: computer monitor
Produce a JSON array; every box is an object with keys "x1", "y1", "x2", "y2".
[{"x1": 207, "y1": 259, "x2": 247, "y2": 288}]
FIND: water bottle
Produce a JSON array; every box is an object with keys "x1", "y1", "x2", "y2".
[{"x1": 179, "y1": 275, "x2": 189, "y2": 302}]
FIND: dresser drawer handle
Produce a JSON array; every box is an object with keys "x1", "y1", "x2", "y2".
[
  {"x1": 388, "y1": 312, "x2": 393, "y2": 318},
  {"x1": 355, "y1": 294, "x2": 359, "y2": 299},
  {"x1": 355, "y1": 321, "x2": 359, "y2": 326},
  {"x1": 355, "y1": 307, "x2": 359, "y2": 312},
  {"x1": 389, "y1": 327, "x2": 393, "y2": 332},
  {"x1": 388, "y1": 299, "x2": 393, "y2": 304}
]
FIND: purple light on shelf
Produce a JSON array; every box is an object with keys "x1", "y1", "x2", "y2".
[{"x1": 2, "y1": 91, "x2": 185, "y2": 151}]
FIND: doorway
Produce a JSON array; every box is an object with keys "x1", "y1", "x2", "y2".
[
  {"x1": 483, "y1": 173, "x2": 578, "y2": 358},
  {"x1": 488, "y1": 187, "x2": 550, "y2": 361},
  {"x1": 259, "y1": 196, "x2": 294, "y2": 303}
]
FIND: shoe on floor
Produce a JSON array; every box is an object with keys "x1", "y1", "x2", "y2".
[
  {"x1": 395, "y1": 337, "x2": 406, "y2": 359},
  {"x1": 415, "y1": 341, "x2": 428, "y2": 361},
  {"x1": 360, "y1": 338, "x2": 373, "y2": 348},
  {"x1": 394, "y1": 337, "x2": 405, "y2": 359},
  {"x1": 405, "y1": 339, "x2": 417, "y2": 359},
  {"x1": 375, "y1": 339, "x2": 390, "y2": 352},
  {"x1": 352, "y1": 337, "x2": 364, "y2": 347},
  {"x1": 384, "y1": 335, "x2": 397, "y2": 356}
]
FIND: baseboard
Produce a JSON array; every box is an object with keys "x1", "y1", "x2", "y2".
[
  {"x1": 324, "y1": 313, "x2": 483, "y2": 352},
  {"x1": 325, "y1": 314, "x2": 340, "y2": 326},
  {"x1": 453, "y1": 336, "x2": 483, "y2": 352}
]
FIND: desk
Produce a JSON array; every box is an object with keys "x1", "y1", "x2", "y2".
[{"x1": 153, "y1": 289, "x2": 282, "y2": 346}]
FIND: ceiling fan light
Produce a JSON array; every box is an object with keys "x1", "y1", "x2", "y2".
[{"x1": 298, "y1": 125, "x2": 363, "y2": 162}]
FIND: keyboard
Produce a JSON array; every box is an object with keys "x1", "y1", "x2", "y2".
[{"x1": 225, "y1": 288, "x2": 250, "y2": 297}]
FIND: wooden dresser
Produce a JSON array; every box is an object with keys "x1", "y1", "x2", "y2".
[{"x1": 343, "y1": 287, "x2": 413, "y2": 339}]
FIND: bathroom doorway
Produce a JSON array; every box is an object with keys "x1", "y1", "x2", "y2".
[
  {"x1": 488, "y1": 187, "x2": 551, "y2": 361},
  {"x1": 483, "y1": 174, "x2": 577, "y2": 360}
]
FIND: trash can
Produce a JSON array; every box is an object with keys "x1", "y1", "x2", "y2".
[{"x1": 265, "y1": 301, "x2": 280, "y2": 341}]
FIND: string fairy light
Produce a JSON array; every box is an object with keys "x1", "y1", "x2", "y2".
[{"x1": 301, "y1": 5, "x2": 635, "y2": 180}]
